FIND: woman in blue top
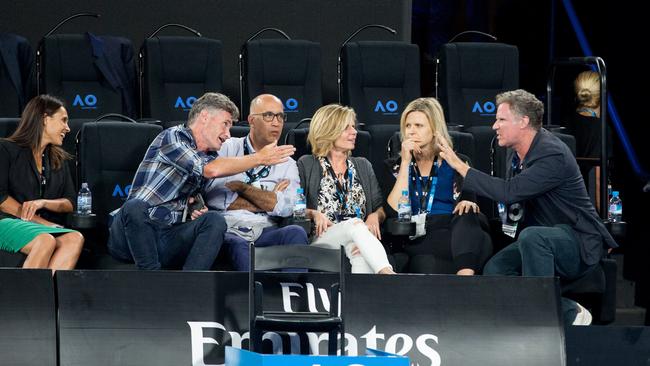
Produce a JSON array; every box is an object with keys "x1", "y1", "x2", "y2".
[{"x1": 386, "y1": 98, "x2": 491, "y2": 275}]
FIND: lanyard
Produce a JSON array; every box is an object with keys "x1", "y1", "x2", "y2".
[
  {"x1": 242, "y1": 138, "x2": 270, "y2": 184},
  {"x1": 34, "y1": 152, "x2": 47, "y2": 198},
  {"x1": 499, "y1": 153, "x2": 525, "y2": 238},
  {"x1": 324, "y1": 157, "x2": 354, "y2": 210},
  {"x1": 510, "y1": 153, "x2": 523, "y2": 177},
  {"x1": 410, "y1": 157, "x2": 439, "y2": 214}
]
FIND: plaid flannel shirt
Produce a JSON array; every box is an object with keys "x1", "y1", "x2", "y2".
[{"x1": 126, "y1": 126, "x2": 217, "y2": 225}]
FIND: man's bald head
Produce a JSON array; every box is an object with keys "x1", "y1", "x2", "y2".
[
  {"x1": 250, "y1": 94, "x2": 283, "y2": 115},
  {"x1": 247, "y1": 94, "x2": 285, "y2": 149}
]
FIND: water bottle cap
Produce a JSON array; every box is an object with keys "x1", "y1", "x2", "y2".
[
  {"x1": 81, "y1": 182, "x2": 88, "y2": 188},
  {"x1": 297, "y1": 188, "x2": 304, "y2": 194},
  {"x1": 612, "y1": 191, "x2": 619, "y2": 197},
  {"x1": 402, "y1": 190, "x2": 408, "y2": 195}
]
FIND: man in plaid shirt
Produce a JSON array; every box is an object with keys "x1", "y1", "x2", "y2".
[{"x1": 107, "y1": 93, "x2": 295, "y2": 270}]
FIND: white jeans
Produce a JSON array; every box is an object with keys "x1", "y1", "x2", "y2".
[{"x1": 311, "y1": 218, "x2": 392, "y2": 274}]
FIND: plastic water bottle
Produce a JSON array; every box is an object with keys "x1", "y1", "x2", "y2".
[
  {"x1": 608, "y1": 191, "x2": 622, "y2": 222},
  {"x1": 293, "y1": 188, "x2": 306, "y2": 220},
  {"x1": 77, "y1": 182, "x2": 92, "y2": 215},
  {"x1": 397, "y1": 190, "x2": 411, "y2": 222}
]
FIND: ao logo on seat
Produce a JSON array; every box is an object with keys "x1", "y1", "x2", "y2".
[
  {"x1": 472, "y1": 101, "x2": 496, "y2": 116},
  {"x1": 283, "y1": 98, "x2": 299, "y2": 113},
  {"x1": 72, "y1": 94, "x2": 97, "y2": 110},
  {"x1": 112, "y1": 184, "x2": 131, "y2": 198},
  {"x1": 374, "y1": 100, "x2": 399, "y2": 115},
  {"x1": 175, "y1": 96, "x2": 197, "y2": 111}
]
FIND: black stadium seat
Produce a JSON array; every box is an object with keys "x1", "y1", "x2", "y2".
[
  {"x1": 0, "y1": 33, "x2": 34, "y2": 117},
  {"x1": 437, "y1": 41, "x2": 519, "y2": 198},
  {"x1": 75, "y1": 121, "x2": 162, "y2": 269},
  {"x1": 40, "y1": 34, "x2": 137, "y2": 118},
  {"x1": 340, "y1": 41, "x2": 420, "y2": 198},
  {"x1": 438, "y1": 42, "x2": 519, "y2": 128},
  {"x1": 241, "y1": 39, "x2": 322, "y2": 126},
  {"x1": 341, "y1": 41, "x2": 420, "y2": 126},
  {"x1": 0, "y1": 118, "x2": 19, "y2": 138},
  {"x1": 77, "y1": 121, "x2": 162, "y2": 232},
  {"x1": 140, "y1": 36, "x2": 223, "y2": 121}
]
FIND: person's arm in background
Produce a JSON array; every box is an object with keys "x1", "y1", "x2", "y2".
[
  {"x1": 438, "y1": 137, "x2": 565, "y2": 204},
  {"x1": 225, "y1": 181, "x2": 278, "y2": 212},
  {"x1": 204, "y1": 142, "x2": 295, "y2": 178}
]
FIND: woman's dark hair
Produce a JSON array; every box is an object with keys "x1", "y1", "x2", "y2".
[{"x1": 7, "y1": 94, "x2": 71, "y2": 170}]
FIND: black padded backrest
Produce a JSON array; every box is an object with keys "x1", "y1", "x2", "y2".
[
  {"x1": 141, "y1": 36, "x2": 223, "y2": 121},
  {"x1": 161, "y1": 121, "x2": 250, "y2": 140},
  {"x1": 364, "y1": 124, "x2": 401, "y2": 197},
  {"x1": 554, "y1": 130, "x2": 576, "y2": 156},
  {"x1": 78, "y1": 122, "x2": 162, "y2": 226},
  {"x1": 161, "y1": 119, "x2": 185, "y2": 130},
  {"x1": 285, "y1": 128, "x2": 371, "y2": 160},
  {"x1": 0, "y1": 118, "x2": 19, "y2": 137},
  {"x1": 243, "y1": 39, "x2": 322, "y2": 122},
  {"x1": 465, "y1": 125, "x2": 498, "y2": 175},
  {"x1": 229, "y1": 124, "x2": 251, "y2": 138},
  {"x1": 0, "y1": 33, "x2": 33, "y2": 117},
  {"x1": 439, "y1": 42, "x2": 518, "y2": 127},
  {"x1": 341, "y1": 41, "x2": 420, "y2": 126},
  {"x1": 41, "y1": 34, "x2": 137, "y2": 119}
]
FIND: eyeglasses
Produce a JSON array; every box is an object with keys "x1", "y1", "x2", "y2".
[{"x1": 251, "y1": 112, "x2": 286, "y2": 123}]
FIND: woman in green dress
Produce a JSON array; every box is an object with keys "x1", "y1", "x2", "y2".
[{"x1": 0, "y1": 95, "x2": 83, "y2": 271}]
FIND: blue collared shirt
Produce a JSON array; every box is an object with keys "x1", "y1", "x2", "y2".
[
  {"x1": 204, "y1": 135, "x2": 300, "y2": 218},
  {"x1": 127, "y1": 125, "x2": 217, "y2": 225}
]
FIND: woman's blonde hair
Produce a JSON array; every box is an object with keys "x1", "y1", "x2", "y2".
[
  {"x1": 399, "y1": 97, "x2": 453, "y2": 151},
  {"x1": 308, "y1": 104, "x2": 356, "y2": 156},
  {"x1": 574, "y1": 71, "x2": 600, "y2": 109}
]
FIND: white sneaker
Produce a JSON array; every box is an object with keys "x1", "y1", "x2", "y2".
[{"x1": 572, "y1": 302, "x2": 593, "y2": 326}]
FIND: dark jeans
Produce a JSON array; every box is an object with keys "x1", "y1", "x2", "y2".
[
  {"x1": 108, "y1": 199, "x2": 226, "y2": 270},
  {"x1": 484, "y1": 225, "x2": 594, "y2": 324},
  {"x1": 224, "y1": 225, "x2": 309, "y2": 271}
]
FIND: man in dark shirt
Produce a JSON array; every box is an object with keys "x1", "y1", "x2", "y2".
[{"x1": 438, "y1": 89, "x2": 617, "y2": 325}]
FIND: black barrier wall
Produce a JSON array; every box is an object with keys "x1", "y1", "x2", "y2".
[
  {"x1": 0, "y1": 269, "x2": 57, "y2": 366},
  {"x1": 52, "y1": 270, "x2": 566, "y2": 366},
  {"x1": 0, "y1": 0, "x2": 411, "y2": 105},
  {"x1": 566, "y1": 326, "x2": 650, "y2": 366}
]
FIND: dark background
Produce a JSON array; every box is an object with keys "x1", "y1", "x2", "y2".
[{"x1": 1, "y1": 0, "x2": 648, "y2": 310}]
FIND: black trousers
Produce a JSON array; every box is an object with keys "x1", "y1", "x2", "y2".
[{"x1": 405, "y1": 212, "x2": 492, "y2": 273}]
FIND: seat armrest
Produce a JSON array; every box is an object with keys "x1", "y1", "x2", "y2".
[
  {"x1": 384, "y1": 217, "x2": 415, "y2": 236},
  {"x1": 66, "y1": 213, "x2": 97, "y2": 230},
  {"x1": 279, "y1": 217, "x2": 312, "y2": 234},
  {"x1": 604, "y1": 220, "x2": 626, "y2": 240}
]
